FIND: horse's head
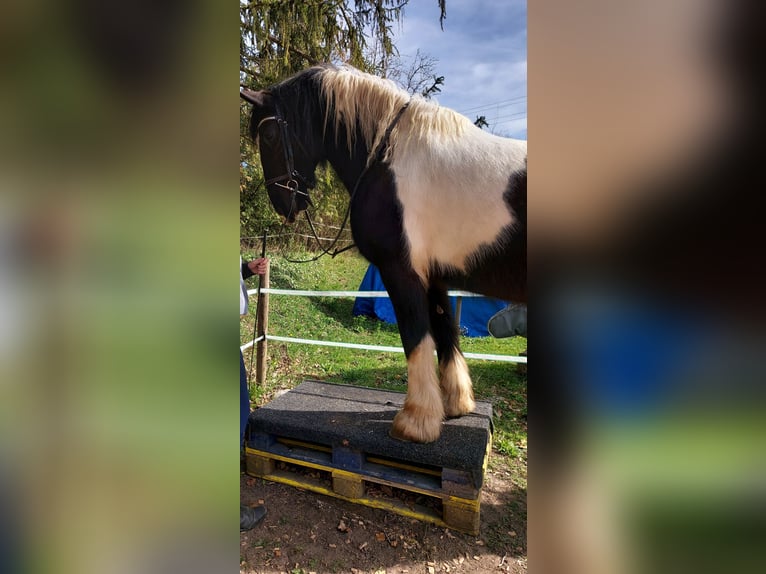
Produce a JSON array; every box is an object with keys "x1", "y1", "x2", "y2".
[{"x1": 241, "y1": 89, "x2": 316, "y2": 223}]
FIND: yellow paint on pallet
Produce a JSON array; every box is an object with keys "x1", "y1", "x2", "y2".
[
  {"x1": 246, "y1": 446, "x2": 457, "y2": 501},
  {"x1": 256, "y1": 468, "x2": 449, "y2": 529},
  {"x1": 245, "y1": 444, "x2": 486, "y2": 534},
  {"x1": 245, "y1": 446, "x2": 358, "y2": 479},
  {"x1": 274, "y1": 438, "x2": 442, "y2": 477},
  {"x1": 365, "y1": 455, "x2": 442, "y2": 477},
  {"x1": 276, "y1": 436, "x2": 333, "y2": 453}
]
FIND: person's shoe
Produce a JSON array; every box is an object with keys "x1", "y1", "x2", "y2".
[
  {"x1": 487, "y1": 303, "x2": 527, "y2": 338},
  {"x1": 240, "y1": 505, "x2": 267, "y2": 531}
]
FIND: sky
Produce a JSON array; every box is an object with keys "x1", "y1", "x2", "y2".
[{"x1": 391, "y1": 0, "x2": 527, "y2": 140}]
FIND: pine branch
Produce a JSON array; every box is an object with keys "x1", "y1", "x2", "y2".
[
  {"x1": 267, "y1": 34, "x2": 318, "y2": 65},
  {"x1": 240, "y1": 66, "x2": 262, "y2": 78}
]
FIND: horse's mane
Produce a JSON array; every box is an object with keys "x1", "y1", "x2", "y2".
[{"x1": 270, "y1": 64, "x2": 472, "y2": 157}]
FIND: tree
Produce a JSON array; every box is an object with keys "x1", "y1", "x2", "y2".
[
  {"x1": 385, "y1": 49, "x2": 445, "y2": 99},
  {"x1": 239, "y1": 1, "x2": 449, "y2": 240},
  {"x1": 239, "y1": 1, "x2": 411, "y2": 87}
]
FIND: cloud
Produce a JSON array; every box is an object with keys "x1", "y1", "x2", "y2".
[{"x1": 393, "y1": 0, "x2": 527, "y2": 139}]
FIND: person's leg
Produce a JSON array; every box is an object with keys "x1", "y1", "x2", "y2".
[
  {"x1": 240, "y1": 350, "x2": 249, "y2": 446},
  {"x1": 240, "y1": 350, "x2": 266, "y2": 530}
]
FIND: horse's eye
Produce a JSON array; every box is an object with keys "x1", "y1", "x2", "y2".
[{"x1": 259, "y1": 122, "x2": 278, "y2": 145}]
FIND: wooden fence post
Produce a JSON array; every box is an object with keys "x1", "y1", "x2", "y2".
[
  {"x1": 455, "y1": 295, "x2": 463, "y2": 330},
  {"x1": 255, "y1": 264, "x2": 270, "y2": 386}
]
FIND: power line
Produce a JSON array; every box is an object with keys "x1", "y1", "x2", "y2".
[
  {"x1": 457, "y1": 95, "x2": 526, "y2": 115},
  {"x1": 490, "y1": 111, "x2": 528, "y2": 123},
  {"x1": 458, "y1": 95, "x2": 526, "y2": 113}
]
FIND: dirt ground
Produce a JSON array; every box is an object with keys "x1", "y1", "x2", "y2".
[{"x1": 239, "y1": 452, "x2": 527, "y2": 574}]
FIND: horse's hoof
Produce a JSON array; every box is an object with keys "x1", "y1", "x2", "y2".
[
  {"x1": 391, "y1": 409, "x2": 442, "y2": 443},
  {"x1": 388, "y1": 428, "x2": 412, "y2": 443},
  {"x1": 444, "y1": 396, "x2": 475, "y2": 419}
]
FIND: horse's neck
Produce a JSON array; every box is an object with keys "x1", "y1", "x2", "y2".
[{"x1": 322, "y1": 123, "x2": 370, "y2": 196}]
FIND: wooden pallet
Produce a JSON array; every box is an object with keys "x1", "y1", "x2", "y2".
[
  {"x1": 244, "y1": 381, "x2": 493, "y2": 535},
  {"x1": 245, "y1": 433, "x2": 491, "y2": 535}
]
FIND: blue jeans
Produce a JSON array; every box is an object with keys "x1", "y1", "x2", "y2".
[{"x1": 240, "y1": 351, "x2": 250, "y2": 446}]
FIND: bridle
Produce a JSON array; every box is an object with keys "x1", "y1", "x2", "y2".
[
  {"x1": 255, "y1": 100, "x2": 314, "y2": 207},
  {"x1": 254, "y1": 97, "x2": 411, "y2": 262}
]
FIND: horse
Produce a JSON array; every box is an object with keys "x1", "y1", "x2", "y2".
[{"x1": 241, "y1": 64, "x2": 526, "y2": 443}]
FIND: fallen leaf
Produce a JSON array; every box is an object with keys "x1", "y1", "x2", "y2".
[
  {"x1": 375, "y1": 532, "x2": 386, "y2": 542},
  {"x1": 337, "y1": 520, "x2": 349, "y2": 532},
  {"x1": 273, "y1": 548, "x2": 281, "y2": 557}
]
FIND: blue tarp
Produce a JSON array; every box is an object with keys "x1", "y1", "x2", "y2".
[{"x1": 351, "y1": 264, "x2": 509, "y2": 337}]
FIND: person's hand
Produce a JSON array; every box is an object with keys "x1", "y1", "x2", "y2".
[{"x1": 247, "y1": 257, "x2": 269, "y2": 276}]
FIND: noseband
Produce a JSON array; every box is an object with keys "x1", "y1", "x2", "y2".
[{"x1": 256, "y1": 101, "x2": 313, "y2": 205}]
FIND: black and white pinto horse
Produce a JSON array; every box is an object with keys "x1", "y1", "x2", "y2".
[{"x1": 241, "y1": 64, "x2": 526, "y2": 443}]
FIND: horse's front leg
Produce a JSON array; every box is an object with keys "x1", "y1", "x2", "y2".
[
  {"x1": 428, "y1": 284, "x2": 476, "y2": 418},
  {"x1": 379, "y1": 265, "x2": 444, "y2": 443}
]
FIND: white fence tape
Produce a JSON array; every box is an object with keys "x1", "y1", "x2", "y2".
[
  {"x1": 266, "y1": 334, "x2": 404, "y2": 353},
  {"x1": 242, "y1": 334, "x2": 527, "y2": 363},
  {"x1": 239, "y1": 334, "x2": 264, "y2": 352},
  {"x1": 248, "y1": 288, "x2": 484, "y2": 298},
  {"x1": 243, "y1": 288, "x2": 525, "y2": 363}
]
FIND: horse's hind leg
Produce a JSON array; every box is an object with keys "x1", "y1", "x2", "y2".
[
  {"x1": 379, "y1": 265, "x2": 444, "y2": 443},
  {"x1": 428, "y1": 285, "x2": 476, "y2": 418}
]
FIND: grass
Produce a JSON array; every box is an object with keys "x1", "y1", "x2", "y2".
[{"x1": 240, "y1": 248, "x2": 527, "y2": 470}]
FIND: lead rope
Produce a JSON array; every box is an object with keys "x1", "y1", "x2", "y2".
[{"x1": 281, "y1": 100, "x2": 411, "y2": 264}]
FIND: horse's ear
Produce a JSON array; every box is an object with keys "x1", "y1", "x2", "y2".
[{"x1": 240, "y1": 89, "x2": 270, "y2": 107}]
